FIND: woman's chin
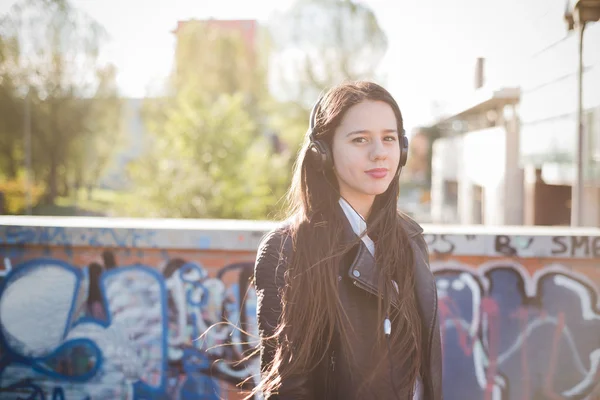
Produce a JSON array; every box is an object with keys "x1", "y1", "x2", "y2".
[{"x1": 360, "y1": 183, "x2": 392, "y2": 197}]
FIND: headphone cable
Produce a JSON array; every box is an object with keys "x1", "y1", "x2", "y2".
[{"x1": 385, "y1": 316, "x2": 403, "y2": 400}]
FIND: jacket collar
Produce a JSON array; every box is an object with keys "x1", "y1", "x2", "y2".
[
  {"x1": 337, "y1": 204, "x2": 426, "y2": 310},
  {"x1": 337, "y1": 202, "x2": 424, "y2": 243}
]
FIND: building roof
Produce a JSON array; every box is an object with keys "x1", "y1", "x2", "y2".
[{"x1": 429, "y1": 87, "x2": 520, "y2": 127}]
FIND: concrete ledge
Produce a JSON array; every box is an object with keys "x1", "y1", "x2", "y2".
[{"x1": 1, "y1": 216, "x2": 599, "y2": 258}]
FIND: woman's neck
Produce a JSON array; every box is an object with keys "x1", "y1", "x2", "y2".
[{"x1": 339, "y1": 193, "x2": 375, "y2": 220}]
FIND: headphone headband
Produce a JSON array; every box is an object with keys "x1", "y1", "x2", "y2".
[{"x1": 308, "y1": 96, "x2": 322, "y2": 140}]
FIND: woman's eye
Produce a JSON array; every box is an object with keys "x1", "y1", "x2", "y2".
[
  {"x1": 352, "y1": 137, "x2": 367, "y2": 144},
  {"x1": 384, "y1": 136, "x2": 398, "y2": 142}
]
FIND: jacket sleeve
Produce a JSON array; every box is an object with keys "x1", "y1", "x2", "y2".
[{"x1": 254, "y1": 227, "x2": 313, "y2": 399}]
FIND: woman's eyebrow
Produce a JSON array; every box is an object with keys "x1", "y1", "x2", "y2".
[{"x1": 346, "y1": 129, "x2": 398, "y2": 137}]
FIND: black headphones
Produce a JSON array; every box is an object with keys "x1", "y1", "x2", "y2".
[{"x1": 307, "y1": 96, "x2": 409, "y2": 172}]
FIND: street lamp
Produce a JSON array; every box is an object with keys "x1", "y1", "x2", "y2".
[{"x1": 564, "y1": 0, "x2": 600, "y2": 227}]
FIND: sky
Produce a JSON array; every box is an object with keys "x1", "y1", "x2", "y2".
[{"x1": 0, "y1": 0, "x2": 568, "y2": 129}]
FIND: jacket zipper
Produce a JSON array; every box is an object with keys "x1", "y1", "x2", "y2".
[
  {"x1": 352, "y1": 279, "x2": 378, "y2": 296},
  {"x1": 353, "y1": 279, "x2": 399, "y2": 308},
  {"x1": 330, "y1": 350, "x2": 335, "y2": 371}
]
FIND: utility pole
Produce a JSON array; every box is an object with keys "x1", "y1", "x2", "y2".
[
  {"x1": 573, "y1": 22, "x2": 585, "y2": 226},
  {"x1": 564, "y1": 0, "x2": 600, "y2": 226}
]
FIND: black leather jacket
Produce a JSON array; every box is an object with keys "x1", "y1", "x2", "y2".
[{"x1": 254, "y1": 211, "x2": 442, "y2": 399}]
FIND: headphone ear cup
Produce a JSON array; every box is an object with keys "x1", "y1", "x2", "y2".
[
  {"x1": 399, "y1": 135, "x2": 409, "y2": 167},
  {"x1": 308, "y1": 139, "x2": 333, "y2": 171}
]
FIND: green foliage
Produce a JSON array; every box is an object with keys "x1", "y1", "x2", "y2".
[
  {"x1": 70, "y1": 65, "x2": 125, "y2": 192},
  {"x1": 0, "y1": 34, "x2": 25, "y2": 180},
  {"x1": 131, "y1": 19, "x2": 294, "y2": 220},
  {"x1": 131, "y1": 91, "x2": 286, "y2": 219},
  {"x1": 237, "y1": 139, "x2": 291, "y2": 219},
  {"x1": 131, "y1": 1, "x2": 389, "y2": 220},
  {"x1": 0, "y1": 175, "x2": 45, "y2": 214},
  {"x1": 0, "y1": 0, "x2": 122, "y2": 209},
  {"x1": 1, "y1": 0, "x2": 389, "y2": 219}
]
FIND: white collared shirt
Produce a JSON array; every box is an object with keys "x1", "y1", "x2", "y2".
[{"x1": 338, "y1": 197, "x2": 375, "y2": 256}]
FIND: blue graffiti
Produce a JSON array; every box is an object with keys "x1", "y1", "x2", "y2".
[
  {"x1": 434, "y1": 261, "x2": 600, "y2": 400},
  {"x1": 0, "y1": 257, "x2": 258, "y2": 399},
  {"x1": 0, "y1": 227, "x2": 158, "y2": 260},
  {"x1": 0, "y1": 259, "x2": 170, "y2": 399},
  {"x1": 85, "y1": 228, "x2": 158, "y2": 250},
  {"x1": 0, "y1": 379, "x2": 87, "y2": 400},
  {"x1": 1, "y1": 227, "x2": 73, "y2": 259},
  {"x1": 162, "y1": 259, "x2": 259, "y2": 392}
]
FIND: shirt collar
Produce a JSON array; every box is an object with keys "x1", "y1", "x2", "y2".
[{"x1": 338, "y1": 197, "x2": 375, "y2": 256}]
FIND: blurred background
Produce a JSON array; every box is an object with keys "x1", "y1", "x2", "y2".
[
  {"x1": 1, "y1": 3, "x2": 599, "y2": 399},
  {"x1": 0, "y1": 0, "x2": 599, "y2": 227}
]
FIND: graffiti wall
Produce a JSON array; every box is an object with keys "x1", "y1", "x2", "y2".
[
  {"x1": 426, "y1": 232, "x2": 600, "y2": 400},
  {"x1": 0, "y1": 217, "x2": 599, "y2": 399},
  {"x1": 0, "y1": 218, "x2": 265, "y2": 400}
]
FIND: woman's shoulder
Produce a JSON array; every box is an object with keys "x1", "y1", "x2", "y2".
[
  {"x1": 258, "y1": 219, "x2": 294, "y2": 252},
  {"x1": 254, "y1": 220, "x2": 294, "y2": 288},
  {"x1": 396, "y1": 210, "x2": 431, "y2": 264},
  {"x1": 396, "y1": 210, "x2": 425, "y2": 238}
]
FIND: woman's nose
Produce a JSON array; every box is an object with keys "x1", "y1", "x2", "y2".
[{"x1": 370, "y1": 139, "x2": 387, "y2": 161}]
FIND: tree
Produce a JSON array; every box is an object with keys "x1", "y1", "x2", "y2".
[
  {"x1": 0, "y1": 35, "x2": 24, "y2": 180},
  {"x1": 70, "y1": 64, "x2": 125, "y2": 199},
  {"x1": 133, "y1": 2, "x2": 389, "y2": 220},
  {"x1": 0, "y1": 0, "x2": 119, "y2": 205},
  {"x1": 268, "y1": 0, "x2": 388, "y2": 105},
  {"x1": 131, "y1": 19, "x2": 289, "y2": 219},
  {"x1": 131, "y1": 90, "x2": 283, "y2": 219}
]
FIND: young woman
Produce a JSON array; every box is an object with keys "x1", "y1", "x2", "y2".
[{"x1": 252, "y1": 81, "x2": 441, "y2": 399}]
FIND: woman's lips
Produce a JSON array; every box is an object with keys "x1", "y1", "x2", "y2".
[{"x1": 365, "y1": 168, "x2": 388, "y2": 179}]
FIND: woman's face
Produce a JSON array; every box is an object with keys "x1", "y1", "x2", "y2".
[{"x1": 331, "y1": 100, "x2": 400, "y2": 213}]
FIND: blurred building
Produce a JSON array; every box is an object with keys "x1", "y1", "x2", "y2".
[
  {"x1": 398, "y1": 127, "x2": 441, "y2": 223},
  {"x1": 173, "y1": 19, "x2": 258, "y2": 55},
  {"x1": 519, "y1": 0, "x2": 600, "y2": 226},
  {"x1": 172, "y1": 18, "x2": 259, "y2": 85},
  {"x1": 425, "y1": 58, "x2": 522, "y2": 225},
  {"x1": 403, "y1": 129, "x2": 431, "y2": 186},
  {"x1": 426, "y1": 0, "x2": 600, "y2": 227}
]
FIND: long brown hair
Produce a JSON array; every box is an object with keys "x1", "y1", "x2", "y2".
[{"x1": 253, "y1": 81, "x2": 422, "y2": 398}]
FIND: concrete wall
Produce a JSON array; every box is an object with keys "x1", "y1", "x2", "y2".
[{"x1": 0, "y1": 216, "x2": 599, "y2": 399}]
